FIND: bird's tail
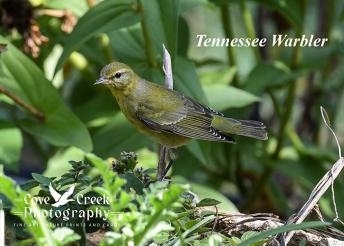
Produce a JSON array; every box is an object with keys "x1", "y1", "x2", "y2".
[{"x1": 211, "y1": 116, "x2": 268, "y2": 140}]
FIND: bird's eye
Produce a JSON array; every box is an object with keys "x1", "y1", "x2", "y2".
[{"x1": 114, "y1": 72, "x2": 122, "y2": 79}]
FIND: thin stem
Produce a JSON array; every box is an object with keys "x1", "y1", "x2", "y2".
[
  {"x1": 239, "y1": 1, "x2": 261, "y2": 62},
  {"x1": 0, "y1": 86, "x2": 45, "y2": 121},
  {"x1": 267, "y1": 89, "x2": 282, "y2": 118},
  {"x1": 220, "y1": 4, "x2": 239, "y2": 86},
  {"x1": 138, "y1": 1, "x2": 157, "y2": 67}
]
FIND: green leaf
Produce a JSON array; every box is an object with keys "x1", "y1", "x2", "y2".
[
  {"x1": 186, "y1": 140, "x2": 209, "y2": 165},
  {"x1": 0, "y1": 37, "x2": 92, "y2": 151},
  {"x1": 141, "y1": 0, "x2": 180, "y2": 63},
  {"x1": 200, "y1": 67, "x2": 237, "y2": 86},
  {"x1": 44, "y1": 0, "x2": 88, "y2": 17},
  {"x1": 32, "y1": 173, "x2": 52, "y2": 186},
  {"x1": 55, "y1": 0, "x2": 140, "y2": 73},
  {"x1": 189, "y1": 182, "x2": 238, "y2": 212},
  {"x1": 52, "y1": 227, "x2": 81, "y2": 245},
  {"x1": 244, "y1": 61, "x2": 298, "y2": 94},
  {"x1": 120, "y1": 172, "x2": 144, "y2": 194},
  {"x1": 44, "y1": 147, "x2": 85, "y2": 178},
  {"x1": 250, "y1": 0, "x2": 305, "y2": 28},
  {"x1": 240, "y1": 231, "x2": 266, "y2": 246},
  {"x1": 174, "y1": 57, "x2": 208, "y2": 104},
  {"x1": 182, "y1": 215, "x2": 214, "y2": 238},
  {"x1": 204, "y1": 84, "x2": 260, "y2": 111},
  {"x1": 0, "y1": 121, "x2": 22, "y2": 171},
  {"x1": 109, "y1": 27, "x2": 146, "y2": 64},
  {"x1": 180, "y1": 0, "x2": 209, "y2": 12},
  {"x1": 196, "y1": 198, "x2": 221, "y2": 207},
  {"x1": 238, "y1": 221, "x2": 331, "y2": 246},
  {"x1": 301, "y1": 46, "x2": 335, "y2": 70},
  {"x1": 20, "y1": 179, "x2": 39, "y2": 191},
  {"x1": 93, "y1": 113, "x2": 151, "y2": 158}
]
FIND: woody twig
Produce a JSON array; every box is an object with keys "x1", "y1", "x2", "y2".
[
  {"x1": 281, "y1": 106, "x2": 344, "y2": 245},
  {"x1": 0, "y1": 86, "x2": 45, "y2": 122}
]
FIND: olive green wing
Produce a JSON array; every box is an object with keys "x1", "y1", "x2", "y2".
[{"x1": 136, "y1": 95, "x2": 234, "y2": 143}]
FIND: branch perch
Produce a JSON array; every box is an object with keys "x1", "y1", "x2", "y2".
[
  {"x1": 0, "y1": 85, "x2": 45, "y2": 121},
  {"x1": 157, "y1": 44, "x2": 173, "y2": 181}
]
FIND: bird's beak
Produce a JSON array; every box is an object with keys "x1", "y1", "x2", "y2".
[{"x1": 94, "y1": 77, "x2": 106, "y2": 85}]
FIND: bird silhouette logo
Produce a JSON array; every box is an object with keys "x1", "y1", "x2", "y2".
[{"x1": 49, "y1": 183, "x2": 75, "y2": 207}]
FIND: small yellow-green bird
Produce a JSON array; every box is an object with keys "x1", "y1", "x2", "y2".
[{"x1": 95, "y1": 62, "x2": 267, "y2": 148}]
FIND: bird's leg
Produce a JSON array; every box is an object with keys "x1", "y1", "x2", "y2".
[
  {"x1": 157, "y1": 145, "x2": 167, "y2": 181},
  {"x1": 162, "y1": 159, "x2": 173, "y2": 179},
  {"x1": 161, "y1": 148, "x2": 177, "y2": 180}
]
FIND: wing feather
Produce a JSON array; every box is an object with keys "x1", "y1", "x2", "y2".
[{"x1": 137, "y1": 95, "x2": 234, "y2": 143}]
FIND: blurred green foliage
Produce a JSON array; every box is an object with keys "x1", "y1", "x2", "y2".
[
  {"x1": 1, "y1": 154, "x2": 330, "y2": 245},
  {"x1": 0, "y1": 0, "x2": 344, "y2": 238}
]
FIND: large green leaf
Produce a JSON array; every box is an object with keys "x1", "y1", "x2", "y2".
[
  {"x1": 0, "y1": 121, "x2": 22, "y2": 171},
  {"x1": 109, "y1": 27, "x2": 147, "y2": 64},
  {"x1": 55, "y1": 0, "x2": 140, "y2": 74},
  {"x1": 174, "y1": 57, "x2": 208, "y2": 104},
  {"x1": 0, "y1": 37, "x2": 92, "y2": 151},
  {"x1": 93, "y1": 113, "x2": 151, "y2": 158},
  {"x1": 244, "y1": 61, "x2": 300, "y2": 94},
  {"x1": 141, "y1": 0, "x2": 180, "y2": 63},
  {"x1": 204, "y1": 84, "x2": 260, "y2": 111}
]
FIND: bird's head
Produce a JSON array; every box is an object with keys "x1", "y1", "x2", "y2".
[{"x1": 95, "y1": 62, "x2": 136, "y2": 90}]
